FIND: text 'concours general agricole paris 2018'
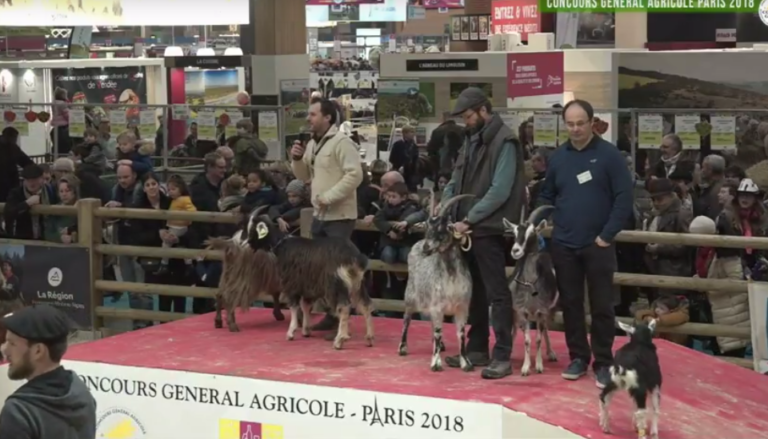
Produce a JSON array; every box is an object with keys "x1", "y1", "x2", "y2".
[{"x1": 539, "y1": 0, "x2": 761, "y2": 12}]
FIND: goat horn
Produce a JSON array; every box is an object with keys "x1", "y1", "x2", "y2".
[
  {"x1": 428, "y1": 188, "x2": 436, "y2": 216},
  {"x1": 250, "y1": 205, "x2": 270, "y2": 218},
  {"x1": 527, "y1": 205, "x2": 555, "y2": 225},
  {"x1": 437, "y1": 194, "x2": 475, "y2": 218}
]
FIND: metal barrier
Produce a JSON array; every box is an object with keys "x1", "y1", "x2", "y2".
[{"x1": 0, "y1": 202, "x2": 757, "y2": 369}]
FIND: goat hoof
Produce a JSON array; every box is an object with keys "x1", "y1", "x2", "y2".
[
  {"x1": 460, "y1": 363, "x2": 474, "y2": 372},
  {"x1": 430, "y1": 363, "x2": 443, "y2": 372},
  {"x1": 228, "y1": 326, "x2": 240, "y2": 333},
  {"x1": 333, "y1": 342, "x2": 344, "y2": 350},
  {"x1": 398, "y1": 344, "x2": 408, "y2": 356},
  {"x1": 548, "y1": 353, "x2": 558, "y2": 362},
  {"x1": 520, "y1": 368, "x2": 530, "y2": 377},
  {"x1": 365, "y1": 335, "x2": 374, "y2": 347},
  {"x1": 439, "y1": 342, "x2": 446, "y2": 352},
  {"x1": 273, "y1": 310, "x2": 285, "y2": 321},
  {"x1": 286, "y1": 333, "x2": 295, "y2": 341},
  {"x1": 535, "y1": 365, "x2": 544, "y2": 374},
  {"x1": 214, "y1": 320, "x2": 222, "y2": 329},
  {"x1": 302, "y1": 329, "x2": 311, "y2": 338}
]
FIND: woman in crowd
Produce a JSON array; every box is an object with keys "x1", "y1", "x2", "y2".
[
  {"x1": 128, "y1": 172, "x2": 194, "y2": 315},
  {"x1": 44, "y1": 175, "x2": 80, "y2": 244},
  {"x1": 706, "y1": 178, "x2": 764, "y2": 358},
  {"x1": 518, "y1": 118, "x2": 534, "y2": 159},
  {"x1": 51, "y1": 87, "x2": 72, "y2": 155}
]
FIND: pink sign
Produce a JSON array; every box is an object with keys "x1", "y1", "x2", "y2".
[
  {"x1": 491, "y1": 0, "x2": 540, "y2": 42},
  {"x1": 506, "y1": 52, "x2": 564, "y2": 98},
  {"x1": 412, "y1": 0, "x2": 465, "y2": 8}
]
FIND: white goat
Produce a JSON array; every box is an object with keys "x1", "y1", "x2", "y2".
[
  {"x1": 600, "y1": 319, "x2": 663, "y2": 439},
  {"x1": 397, "y1": 193, "x2": 475, "y2": 372}
]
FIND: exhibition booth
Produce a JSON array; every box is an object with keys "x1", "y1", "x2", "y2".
[
  {"x1": 163, "y1": 55, "x2": 249, "y2": 151},
  {"x1": 0, "y1": 58, "x2": 165, "y2": 155},
  {"x1": 377, "y1": 49, "x2": 622, "y2": 152}
]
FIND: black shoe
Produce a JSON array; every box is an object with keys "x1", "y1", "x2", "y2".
[
  {"x1": 481, "y1": 360, "x2": 513, "y2": 379},
  {"x1": 445, "y1": 352, "x2": 491, "y2": 368},
  {"x1": 311, "y1": 313, "x2": 339, "y2": 331},
  {"x1": 595, "y1": 367, "x2": 612, "y2": 389},
  {"x1": 561, "y1": 358, "x2": 589, "y2": 380}
]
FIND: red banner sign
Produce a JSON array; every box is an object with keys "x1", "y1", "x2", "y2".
[
  {"x1": 491, "y1": 0, "x2": 540, "y2": 42},
  {"x1": 306, "y1": 0, "x2": 383, "y2": 4},
  {"x1": 506, "y1": 52, "x2": 564, "y2": 98}
]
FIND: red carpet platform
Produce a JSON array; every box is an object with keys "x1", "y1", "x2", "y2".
[{"x1": 42, "y1": 310, "x2": 768, "y2": 437}]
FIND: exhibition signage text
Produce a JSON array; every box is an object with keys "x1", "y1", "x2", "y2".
[
  {"x1": 491, "y1": 0, "x2": 540, "y2": 41},
  {"x1": 539, "y1": 0, "x2": 760, "y2": 12},
  {"x1": 506, "y1": 52, "x2": 564, "y2": 98},
  {"x1": 405, "y1": 59, "x2": 479, "y2": 72}
]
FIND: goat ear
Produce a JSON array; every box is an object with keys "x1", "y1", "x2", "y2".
[
  {"x1": 536, "y1": 219, "x2": 548, "y2": 233},
  {"x1": 617, "y1": 320, "x2": 635, "y2": 335},
  {"x1": 502, "y1": 218, "x2": 516, "y2": 233},
  {"x1": 648, "y1": 318, "x2": 658, "y2": 333}
]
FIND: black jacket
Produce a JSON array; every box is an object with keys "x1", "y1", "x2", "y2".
[
  {"x1": 0, "y1": 366, "x2": 96, "y2": 439},
  {"x1": 373, "y1": 199, "x2": 425, "y2": 247},
  {"x1": 0, "y1": 137, "x2": 34, "y2": 203},
  {"x1": 3, "y1": 185, "x2": 55, "y2": 240},
  {"x1": 75, "y1": 168, "x2": 110, "y2": 204},
  {"x1": 189, "y1": 173, "x2": 222, "y2": 248}
]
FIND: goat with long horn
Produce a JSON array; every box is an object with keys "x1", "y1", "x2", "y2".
[
  {"x1": 503, "y1": 204, "x2": 559, "y2": 376},
  {"x1": 398, "y1": 193, "x2": 475, "y2": 372}
]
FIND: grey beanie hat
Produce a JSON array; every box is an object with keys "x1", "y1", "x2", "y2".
[
  {"x1": 285, "y1": 179, "x2": 306, "y2": 198},
  {"x1": 450, "y1": 87, "x2": 490, "y2": 116}
]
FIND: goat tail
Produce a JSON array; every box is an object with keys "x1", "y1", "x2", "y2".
[
  {"x1": 336, "y1": 264, "x2": 365, "y2": 300},
  {"x1": 548, "y1": 290, "x2": 560, "y2": 310}
]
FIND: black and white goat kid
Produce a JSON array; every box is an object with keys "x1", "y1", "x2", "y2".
[
  {"x1": 503, "y1": 205, "x2": 558, "y2": 376},
  {"x1": 600, "y1": 319, "x2": 662, "y2": 439},
  {"x1": 397, "y1": 193, "x2": 475, "y2": 372}
]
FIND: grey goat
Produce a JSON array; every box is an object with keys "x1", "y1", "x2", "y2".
[
  {"x1": 503, "y1": 205, "x2": 559, "y2": 376},
  {"x1": 398, "y1": 193, "x2": 475, "y2": 372}
]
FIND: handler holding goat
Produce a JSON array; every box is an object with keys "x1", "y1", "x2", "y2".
[
  {"x1": 442, "y1": 87, "x2": 527, "y2": 379},
  {"x1": 537, "y1": 99, "x2": 634, "y2": 389}
]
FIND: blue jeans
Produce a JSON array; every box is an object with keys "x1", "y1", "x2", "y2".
[
  {"x1": 381, "y1": 245, "x2": 410, "y2": 264},
  {"x1": 117, "y1": 256, "x2": 152, "y2": 329}
]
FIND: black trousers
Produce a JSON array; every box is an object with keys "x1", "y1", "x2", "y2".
[
  {"x1": 465, "y1": 235, "x2": 514, "y2": 361},
  {"x1": 551, "y1": 241, "x2": 617, "y2": 370}
]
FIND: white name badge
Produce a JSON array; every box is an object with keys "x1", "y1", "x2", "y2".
[{"x1": 576, "y1": 170, "x2": 593, "y2": 184}]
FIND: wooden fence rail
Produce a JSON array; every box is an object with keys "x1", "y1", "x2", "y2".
[{"x1": 0, "y1": 200, "x2": 758, "y2": 369}]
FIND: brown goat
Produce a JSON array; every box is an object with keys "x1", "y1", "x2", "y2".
[{"x1": 206, "y1": 237, "x2": 283, "y2": 332}]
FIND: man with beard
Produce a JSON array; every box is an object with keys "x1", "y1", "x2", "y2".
[
  {"x1": 0, "y1": 305, "x2": 96, "y2": 439},
  {"x1": 441, "y1": 87, "x2": 526, "y2": 379}
]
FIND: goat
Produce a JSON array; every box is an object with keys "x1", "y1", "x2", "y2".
[
  {"x1": 397, "y1": 193, "x2": 475, "y2": 372},
  {"x1": 503, "y1": 205, "x2": 558, "y2": 376},
  {"x1": 599, "y1": 319, "x2": 662, "y2": 439},
  {"x1": 240, "y1": 208, "x2": 374, "y2": 350},
  {"x1": 206, "y1": 206, "x2": 283, "y2": 332}
]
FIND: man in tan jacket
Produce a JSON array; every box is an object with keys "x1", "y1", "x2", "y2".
[{"x1": 291, "y1": 98, "x2": 363, "y2": 332}]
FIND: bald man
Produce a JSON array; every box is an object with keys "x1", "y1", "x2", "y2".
[
  {"x1": 380, "y1": 170, "x2": 404, "y2": 191},
  {"x1": 216, "y1": 146, "x2": 235, "y2": 174}
]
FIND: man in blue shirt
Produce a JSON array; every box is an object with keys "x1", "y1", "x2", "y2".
[{"x1": 537, "y1": 99, "x2": 633, "y2": 389}]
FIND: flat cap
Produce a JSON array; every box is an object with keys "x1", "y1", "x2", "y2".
[
  {"x1": 3, "y1": 305, "x2": 71, "y2": 342},
  {"x1": 450, "y1": 87, "x2": 490, "y2": 116}
]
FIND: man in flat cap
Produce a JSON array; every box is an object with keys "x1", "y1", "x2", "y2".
[
  {"x1": 441, "y1": 87, "x2": 526, "y2": 379},
  {"x1": 0, "y1": 305, "x2": 96, "y2": 439}
]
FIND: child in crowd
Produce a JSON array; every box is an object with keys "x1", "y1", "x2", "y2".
[
  {"x1": 116, "y1": 131, "x2": 153, "y2": 177},
  {"x1": 75, "y1": 128, "x2": 108, "y2": 175},
  {"x1": 244, "y1": 169, "x2": 279, "y2": 210},
  {"x1": 156, "y1": 175, "x2": 196, "y2": 275},
  {"x1": 269, "y1": 179, "x2": 311, "y2": 233},
  {"x1": 40, "y1": 164, "x2": 52, "y2": 186},
  {"x1": 219, "y1": 174, "x2": 247, "y2": 213},
  {"x1": 373, "y1": 182, "x2": 425, "y2": 265}
]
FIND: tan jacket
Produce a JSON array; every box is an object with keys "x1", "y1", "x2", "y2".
[{"x1": 292, "y1": 126, "x2": 362, "y2": 221}]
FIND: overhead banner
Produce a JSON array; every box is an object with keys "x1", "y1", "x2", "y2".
[
  {"x1": 491, "y1": 0, "x2": 540, "y2": 42},
  {"x1": 52, "y1": 67, "x2": 147, "y2": 126},
  {"x1": 411, "y1": 0, "x2": 464, "y2": 8},
  {"x1": 507, "y1": 52, "x2": 564, "y2": 98},
  {"x1": 0, "y1": 244, "x2": 92, "y2": 330},
  {"x1": 0, "y1": 0, "x2": 249, "y2": 25}
]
